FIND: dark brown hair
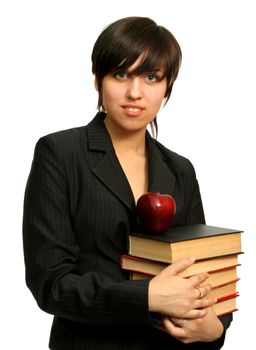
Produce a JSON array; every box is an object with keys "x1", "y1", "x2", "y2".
[{"x1": 91, "y1": 17, "x2": 182, "y2": 137}]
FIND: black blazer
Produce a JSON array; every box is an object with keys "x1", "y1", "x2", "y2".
[{"x1": 23, "y1": 112, "x2": 231, "y2": 350}]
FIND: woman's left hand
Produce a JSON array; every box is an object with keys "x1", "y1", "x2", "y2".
[{"x1": 161, "y1": 307, "x2": 224, "y2": 343}]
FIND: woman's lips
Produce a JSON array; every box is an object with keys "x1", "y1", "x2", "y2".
[{"x1": 122, "y1": 105, "x2": 145, "y2": 116}]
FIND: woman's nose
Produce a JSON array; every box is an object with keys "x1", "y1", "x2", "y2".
[{"x1": 126, "y1": 77, "x2": 143, "y2": 100}]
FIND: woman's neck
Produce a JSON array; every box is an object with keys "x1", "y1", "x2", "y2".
[{"x1": 104, "y1": 117, "x2": 147, "y2": 156}]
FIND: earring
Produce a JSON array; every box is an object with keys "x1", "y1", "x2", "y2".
[{"x1": 100, "y1": 105, "x2": 106, "y2": 113}]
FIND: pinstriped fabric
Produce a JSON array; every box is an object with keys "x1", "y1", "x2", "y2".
[{"x1": 23, "y1": 113, "x2": 231, "y2": 349}]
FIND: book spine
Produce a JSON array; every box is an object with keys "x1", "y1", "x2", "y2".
[
  {"x1": 217, "y1": 308, "x2": 238, "y2": 317},
  {"x1": 216, "y1": 292, "x2": 239, "y2": 302}
]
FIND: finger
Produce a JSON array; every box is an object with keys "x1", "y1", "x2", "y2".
[
  {"x1": 195, "y1": 286, "x2": 202, "y2": 299},
  {"x1": 196, "y1": 284, "x2": 212, "y2": 299},
  {"x1": 179, "y1": 307, "x2": 209, "y2": 319},
  {"x1": 167, "y1": 257, "x2": 195, "y2": 275},
  {"x1": 170, "y1": 317, "x2": 186, "y2": 328},
  {"x1": 162, "y1": 316, "x2": 186, "y2": 338},
  {"x1": 188, "y1": 272, "x2": 210, "y2": 287},
  {"x1": 194, "y1": 297, "x2": 217, "y2": 309}
]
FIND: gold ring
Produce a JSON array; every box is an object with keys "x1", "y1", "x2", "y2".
[{"x1": 195, "y1": 286, "x2": 202, "y2": 299}]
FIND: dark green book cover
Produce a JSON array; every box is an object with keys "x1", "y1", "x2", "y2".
[{"x1": 130, "y1": 224, "x2": 243, "y2": 242}]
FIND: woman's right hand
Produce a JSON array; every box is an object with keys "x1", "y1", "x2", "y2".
[{"x1": 148, "y1": 257, "x2": 216, "y2": 319}]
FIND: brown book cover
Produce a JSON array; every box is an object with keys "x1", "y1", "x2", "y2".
[
  {"x1": 120, "y1": 253, "x2": 241, "y2": 277},
  {"x1": 129, "y1": 224, "x2": 242, "y2": 263},
  {"x1": 209, "y1": 281, "x2": 237, "y2": 299},
  {"x1": 213, "y1": 292, "x2": 239, "y2": 316},
  {"x1": 131, "y1": 265, "x2": 240, "y2": 288}
]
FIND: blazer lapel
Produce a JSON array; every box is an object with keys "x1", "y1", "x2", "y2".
[
  {"x1": 86, "y1": 113, "x2": 176, "y2": 211},
  {"x1": 146, "y1": 133, "x2": 176, "y2": 196},
  {"x1": 86, "y1": 113, "x2": 136, "y2": 211}
]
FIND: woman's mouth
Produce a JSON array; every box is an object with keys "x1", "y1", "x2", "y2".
[{"x1": 122, "y1": 105, "x2": 145, "y2": 116}]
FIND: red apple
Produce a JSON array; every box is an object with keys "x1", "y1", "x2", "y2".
[{"x1": 136, "y1": 192, "x2": 176, "y2": 234}]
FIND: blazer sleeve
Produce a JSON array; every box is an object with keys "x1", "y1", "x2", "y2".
[
  {"x1": 22, "y1": 136, "x2": 153, "y2": 326},
  {"x1": 182, "y1": 159, "x2": 206, "y2": 226}
]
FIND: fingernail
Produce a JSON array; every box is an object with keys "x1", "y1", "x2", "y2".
[{"x1": 188, "y1": 257, "x2": 195, "y2": 263}]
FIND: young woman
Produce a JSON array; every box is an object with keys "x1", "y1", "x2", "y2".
[{"x1": 23, "y1": 16, "x2": 232, "y2": 349}]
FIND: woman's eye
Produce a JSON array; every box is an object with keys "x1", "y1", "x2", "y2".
[
  {"x1": 114, "y1": 72, "x2": 127, "y2": 80},
  {"x1": 145, "y1": 74, "x2": 159, "y2": 82}
]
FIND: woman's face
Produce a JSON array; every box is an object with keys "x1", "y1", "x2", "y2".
[{"x1": 97, "y1": 56, "x2": 167, "y2": 135}]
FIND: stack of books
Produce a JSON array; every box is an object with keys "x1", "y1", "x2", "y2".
[{"x1": 121, "y1": 224, "x2": 243, "y2": 316}]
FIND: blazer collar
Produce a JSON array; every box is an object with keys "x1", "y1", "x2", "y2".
[
  {"x1": 86, "y1": 113, "x2": 176, "y2": 211},
  {"x1": 87, "y1": 112, "x2": 114, "y2": 152}
]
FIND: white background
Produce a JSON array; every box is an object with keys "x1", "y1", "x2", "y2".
[{"x1": 1, "y1": 0, "x2": 255, "y2": 348}]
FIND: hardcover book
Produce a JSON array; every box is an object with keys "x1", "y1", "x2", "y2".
[
  {"x1": 131, "y1": 265, "x2": 240, "y2": 288},
  {"x1": 128, "y1": 224, "x2": 242, "y2": 263},
  {"x1": 213, "y1": 292, "x2": 239, "y2": 316},
  {"x1": 121, "y1": 253, "x2": 241, "y2": 278}
]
